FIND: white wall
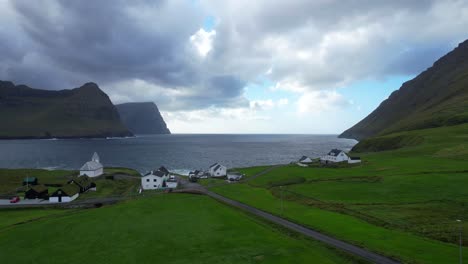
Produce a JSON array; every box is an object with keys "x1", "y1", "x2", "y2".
[
  {"x1": 166, "y1": 182, "x2": 178, "y2": 189},
  {"x1": 210, "y1": 165, "x2": 227, "y2": 177},
  {"x1": 141, "y1": 175, "x2": 164, "y2": 190},
  {"x1": 79, "y1": 168, "x2": 103, "y2": 177},
  {"x1": 49, "y1": 193, "x2": 79, "y2": 203},
  {"x1": 320, "y1": 152, "x2": 349, "y2": 163}
]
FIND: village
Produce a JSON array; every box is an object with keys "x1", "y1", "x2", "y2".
[{"x1": 1, "y1": 148, "x2": 360, "y2": 205}]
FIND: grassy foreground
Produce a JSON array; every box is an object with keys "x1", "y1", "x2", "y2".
[
  {"x1": 211, "y1": 123, "x2": 468, "y2": 263},
  {"x1": 0, "y1": 194, "x2": 360, "y2": 264}
]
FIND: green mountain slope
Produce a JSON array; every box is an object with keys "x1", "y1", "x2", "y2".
[
  {"x1": 116, "y1": 102, "x2": 170, "y2": 135},
  {"x1": 0, "y1": 81, "x2": 132, "y2": 139},
  {"x1": 340, "y1": 39, "x2": 468, "y2": 141}
]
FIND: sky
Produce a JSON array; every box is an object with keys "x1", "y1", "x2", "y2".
[{"x1": 0, "y1": 0, "x2": 467, "y2": 134}]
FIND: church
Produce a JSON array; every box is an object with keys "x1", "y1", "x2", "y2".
[{"x1": 79, "y1": 152, "x2": 104, "y2": 177}]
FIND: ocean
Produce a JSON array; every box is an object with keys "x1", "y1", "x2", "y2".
[{"x1": 0, "y1": 134, "x2": 357, "y2": 174}]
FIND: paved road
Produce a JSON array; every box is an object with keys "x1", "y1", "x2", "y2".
[
  {"x1": 0, "y1": 199, "x2": 49, "y2": 205},
  {"x1": 205, "y1": 190, "x2": 400, "y2": 264},
  {"x1": 179, "y1": 166, "x2": 400, "y2": 264}
]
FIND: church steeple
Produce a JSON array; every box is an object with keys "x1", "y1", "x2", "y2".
[{"x1": 92, "y1": 152, "x2": 100, "y2": 163}]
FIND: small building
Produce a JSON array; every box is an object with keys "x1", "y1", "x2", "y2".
[
  {"x1": 348, "y1": 156, "x2": 362, "y2": 164},
  {"x1": 189, "y1": 170, "x2": 209, "y2": 179},
  {"x1": 49, "y1": 185, "x2": 80, "y2": 203},
  {"x1": 227, "y1": 173, "x2": 243, "y2": 181},
  {"x1": 208, "y1": 163, "x2": 227, "y2": 177},
  {"x1": 80, "y1": 152, "x2": 103, "y2": 177},
  {"x1": 68, "y1": 176, "x2": 96, "y2": 193},
  {"x1": 22, "y1": 177, "x2": 38, "y2": 186},
  {"x1": 298, "y1": 156, "x2": 313, "y2": 164},
  {"x1": 320, "y1": 149, "x2": 349, "y2": 164},
  {"x1": 24, "y1": 185, "x2": 48, "y2": 200},
  {"x1": 141, "y1": 168, "x2": 170, "y2": 190},
  {"x1": 189, "y1": 170, "x2": 200, "y2": 178},
  {"x1": 166, "y1": 175, "x2": 178, "y2": 189}
]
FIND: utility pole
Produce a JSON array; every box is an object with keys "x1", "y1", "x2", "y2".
[{"x1": 457, "y1": 219, "x2": 463, "y2": 264}]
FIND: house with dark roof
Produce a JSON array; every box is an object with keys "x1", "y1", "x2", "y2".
[
  {"x1": 320, "y1": 149, "x2": 349, "y2": 164},
  {"x1": 141, "y1": 167, "x2": 170, "y2": 190},
  {"x1": 158, "y1": 166, "x2": 170, "y2": 174},
  {"x1": 68, "y1": 175, "x2": 97, "y2": 193},
  {"x1": 227, "y1": 172, "x2": 243, "y2": 181},
  {"x1": 22, "y1": 177, "x2": 38, "y2": 186},
  {"x1": 79, "y1": 152, "x2": 103, "y2": 177},
  {"x1": 208, "y1": 163, "x2": 227, "y2": 177},
  {"x1": 348, "y1": 156, "x2": 362, "y2": 164},
  {"x1": 49, "y1": 184, "x2": 80, "y2": 203},
  {"x1": 298, "y1": 156, "x2": 313, "y2": 163},
  {"x1": 24, "y1": 185, "x2": 48, "y2": 200}
]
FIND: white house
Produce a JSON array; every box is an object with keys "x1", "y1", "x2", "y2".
[
  {"x1": 80, "y1": 152, "x2": 103, "y2": 177},
  {"x1": 320, "y1": 149, "x2": 349, "y2": 164},
  {"x1": 141, "y1": 167, "x2": 170, "y2": 190},
  {"x1": 348, "y1": 157, "x2": 362, "y2": 164},
  {"x1": 49, "y1": 185, "x2": 80, "y2": 203},
  {"x1": 298, "y1": 156, "x2": 313, "y2": 163},
  {"x1": 227, "y1": 173, "x2": 243, "y2": 181},
  {"x1": 209, "y1": 163, "x2": 227, "y2": 177}
]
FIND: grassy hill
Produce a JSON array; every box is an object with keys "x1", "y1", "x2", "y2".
[
  {"x1": 0, "y1": 81, "x2": 132, "y2": 139},
  {"x1": 209, "y1": 123, "x2": 468, "y2": 263},
  {"x1": 0, "y1": 194, "x2": 360, "y2": 264},
  {"x1": 340, "y1": 39, "x2": 468, "y2": 141}
]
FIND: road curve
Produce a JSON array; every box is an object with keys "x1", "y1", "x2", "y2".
[{"x1": 206, "y1": 190, "x2": 400, "y2": 264}]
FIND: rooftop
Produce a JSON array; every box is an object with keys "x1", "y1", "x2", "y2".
[{"x1": 80, "y1": 160, "x2": 103, "y2": 171}]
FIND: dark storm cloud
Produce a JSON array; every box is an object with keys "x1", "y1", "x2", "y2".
[
  {"x1": 11, "y1": 0, "x2": 200, "y2": 86},
  {"x1": 1, "y1": 0, "x2": 468, "y2": 113},
  {"x1": 0, "y1": 0, "x2": 249, "y2": 110}
]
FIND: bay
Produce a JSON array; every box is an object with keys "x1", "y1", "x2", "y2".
[{"x1": 0, "y1": 134, "x2": 357, "y2": 174}]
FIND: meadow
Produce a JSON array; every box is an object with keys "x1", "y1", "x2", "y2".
[
  {"x1": 0, "y1": 194, "x2": 361, "y2": 264},
  {"x1": 212, "y1": 123, "x2": 468, "y2": 263}
]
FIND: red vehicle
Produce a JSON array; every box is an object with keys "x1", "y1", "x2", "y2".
[{"x1": 9, "y1": 196, "x2": 20, "y2": 203}]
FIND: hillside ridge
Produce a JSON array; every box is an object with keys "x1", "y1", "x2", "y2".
[
  {"x1": 340, "y1": 39, "x2": 468, "y2": 140},
  {"x1": 0, "y1": 81, "x2": 133, "y2": 139}
]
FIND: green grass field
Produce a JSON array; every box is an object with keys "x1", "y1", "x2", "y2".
[
  {"x1": 209, "y1": 123, "x2": 468, "y2": 263},
  {"x1": 0, "y1": 194, "x2": 361, "y2": 264},
  {"x1": 0, "y1": 168, "x2": 77, "y2": 195}
]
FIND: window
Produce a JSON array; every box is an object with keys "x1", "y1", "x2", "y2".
[
  {"x1": 154, "y1": 179, "x2": 157, "y2": 182},
  {"x1": 154, "y1": 185, "x2": 157, "y2": 187},
  {"x1": 146, "y1": 179, "x2": 149, "y2": 182}
]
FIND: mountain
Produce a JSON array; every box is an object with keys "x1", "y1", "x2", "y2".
[
  {"x1": 0, "y1": 81, "x2": 133, "y2": 139},
  {"x1": 116, "y1": 102, "x2": 170, "y2": 135},
  {"x1": 340, "y1": 39, "x2": 468, "y2": 141}
]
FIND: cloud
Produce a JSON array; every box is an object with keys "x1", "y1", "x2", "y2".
[
  {"x1": 203, "y1": 0, "x2": 468, "y2": 92},
  {"x1": 1, "y1": 0, "x2": 467, "y2": 133},
  {"x1": 297, "y1": 90, "x2": 351, "y2": 114},
  {"x1": 278, "y1": 98, "x2": 289, "y2": 106},
  {"x1": 190, "y1": 28, "x2": 216, "y2": 57}
]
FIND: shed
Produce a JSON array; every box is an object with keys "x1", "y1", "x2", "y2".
[
  {"x1": 299, "y1": 156, "x2": 313, "y2": 163},
  {"x1": 68, "y1": 176, "x2": 97, "y2": 193},
  {"x1": 24, "y1": 185, "x2": 48, "y2": 199},
  {"x1": 49, "y1": 185, "x2": 80, "y2": 203}
]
